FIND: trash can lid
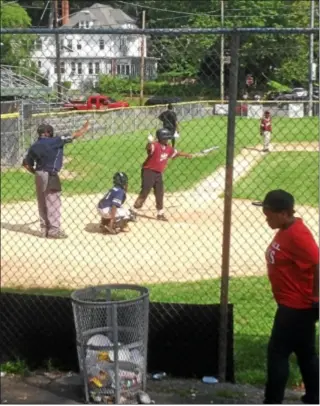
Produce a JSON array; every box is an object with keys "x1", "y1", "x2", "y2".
[{"x1": 71, "y1": 284, "x2": 149, "y2": 306}]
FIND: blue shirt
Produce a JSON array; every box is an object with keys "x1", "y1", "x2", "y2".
[
  {"x1": 23, "y1": 134, "x2": 72, "y2": 173},
  {"x1": 98, "y1": 187, "x2": 126, "y2": 209}
]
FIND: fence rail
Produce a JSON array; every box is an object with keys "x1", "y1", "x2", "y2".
[{"x1": 0, "y1": 25, "x2": 319, "y2": 386}]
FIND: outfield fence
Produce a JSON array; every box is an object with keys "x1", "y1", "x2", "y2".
[{"x1": 1, "y1": 26, "x2": 319, "y2": 385}]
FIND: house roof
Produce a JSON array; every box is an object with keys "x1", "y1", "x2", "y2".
[{"x1": 63, "y1": 3, "x2": 136, "y2": 29}]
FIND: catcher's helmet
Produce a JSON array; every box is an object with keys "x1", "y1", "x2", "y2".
[
  {"x1": 113, "y1": 172, "x2": 128, "y2": 188},
  {"x1": 37, "y1": 124, "x2": 54, "y2": 137},
  {"x1": 156, "y1": 128, "x2": 172, "y2": 141}
]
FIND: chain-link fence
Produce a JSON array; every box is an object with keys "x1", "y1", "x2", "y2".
[{"x1": 1, "y1": 24, "x2": 319, "y2": 386}]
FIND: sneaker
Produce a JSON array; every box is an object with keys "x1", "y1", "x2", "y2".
[
  {"x1": 47, "y1": 230, "x2": 68, "y2": 239},
  {"x1": 40, "y1": 230, "x2": 47, "y2": 238},
  {"x1": 129, "y1": 209, "x2": 138, "y2": 222},
  {"x1": 157, "y1": 214, "x2": 168, "y2": 221}
]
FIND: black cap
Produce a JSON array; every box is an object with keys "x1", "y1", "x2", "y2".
[{"x1": 252, "y1": 189, "x2": 294, "y2": 212}]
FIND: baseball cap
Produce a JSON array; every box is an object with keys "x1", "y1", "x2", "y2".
[{"x1": 252, "y1": 189, "x2": 294, "y2": 212}]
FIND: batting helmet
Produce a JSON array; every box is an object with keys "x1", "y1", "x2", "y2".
[
  {"x1": 113, "y1": 172, "x2": 128, "y2": 188},
  {"x1": 37, "y1": 124, "x2": 54, "y2": 137},
  {"x1": 156, "y1": 128, "x2": 172, "y2": 141}
]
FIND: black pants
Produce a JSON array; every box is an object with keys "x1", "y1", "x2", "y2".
[
  {"x1": 135, "y1": 168, "x2": 164, "y2": 210},
  {"x1": 264, "y1": 305, "x2": 319, "y2": 404},
  {"x1": 164, "y1": 127, "x2": 176, "y2": 148}
]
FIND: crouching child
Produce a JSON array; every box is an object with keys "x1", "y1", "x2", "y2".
[{"x1": 97, "y1": 172, "x2": 134, "y2": 234}]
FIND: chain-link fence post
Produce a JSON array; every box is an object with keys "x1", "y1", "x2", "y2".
[{"x1": 218, "y1": 31, "x2": 240, "y2": 383}]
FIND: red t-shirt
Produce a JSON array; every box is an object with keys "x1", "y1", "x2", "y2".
[
  {"x1": 266, "y1": 218, "x2": 319, "y2": 309},
  {"x1": 142, "y1": 142, "x2": 177, "y2": 173},
  {"x1": 261, "y1": 117, "x2": 272, "y2": 132}
]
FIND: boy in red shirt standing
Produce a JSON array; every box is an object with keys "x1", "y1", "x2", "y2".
[
  {"x1": 260, "y1": 110, "x2": 272, "y2": 152},
  {"x1": 133, "y1": 128, "x2": 192, "y2": 221},
  {"x1": 253, "y1": 190, "x2": 319, "y2": 404}
]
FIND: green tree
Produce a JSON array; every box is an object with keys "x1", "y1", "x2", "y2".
[{"x1": 0, "y1": 1, "x2": 36, "y2": 68}]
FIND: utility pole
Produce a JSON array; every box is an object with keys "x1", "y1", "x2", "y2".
[
  {"x1": 139, "y1": 10, "x2": 146, "y2": 106},
  {"x1": 308, "y1": 0, "x2": 315, "y2": 117},
  {"x1": 53, "y1": 0, "x2": 62, "y2": 101},
  {"x1": 220, "y1": 0, "x2": 225, "y2": 102}
]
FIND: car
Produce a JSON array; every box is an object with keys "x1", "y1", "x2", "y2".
[
  {"x1": 63, "y1": 95, "x2": 129, "y2": 111},
  {"x1": 291, "y1": 88, "x2": 308, "y2": 98},
  {"x1": 144, "y1": 96, "x2": 182, "y2": 106}
]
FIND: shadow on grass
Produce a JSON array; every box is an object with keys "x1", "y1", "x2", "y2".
[{"x1": 235, "y1": 334, "x2": 308, "y2": 387}]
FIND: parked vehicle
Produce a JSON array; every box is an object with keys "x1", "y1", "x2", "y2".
[
  {"x1": 291, "y1": 87, "x2": 308, "y2": 98},
  {"x1": 63, "y1": 95, "x2": 129, "y2": 111}
]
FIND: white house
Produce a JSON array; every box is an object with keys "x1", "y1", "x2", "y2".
[{"x1": 32, "y1": 3, "x2": 158, "y2": 90}]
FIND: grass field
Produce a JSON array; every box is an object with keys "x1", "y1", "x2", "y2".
[
  {"x1": 233, "y1": 152, "x2": 319, "y2": 207},
  {"x1": 1, "y1": 116, "x2": 318, "y2": 204},
  {"x1": 4, "y1": 275, "x2": 318, "y2": 387}
]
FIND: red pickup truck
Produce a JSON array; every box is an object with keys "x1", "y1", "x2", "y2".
[{"x1": 63, "y1": 95, "x2": 129, "y2": 111}]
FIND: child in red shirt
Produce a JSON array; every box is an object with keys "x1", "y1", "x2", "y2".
[
  {"x1": 253, "y1": 190, "x2": 319, "y2": 404},
  {"x1": 260, "y1": 111, "x2": 272, "y2": 152},
  {"x1": 133, "y1": 128, "x2": 192, "y2": 221}
]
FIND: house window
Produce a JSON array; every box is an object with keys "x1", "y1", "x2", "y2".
[
  {"x1": 34, "y1": 37, "x2": 42, "y2": 50},
  {"x1": 106, "y1": 62, "x2": 112, "y2": 74},
  {"x1": 71, "y1": 62, "x2": 76, "y2": 74},
  {"x1": 99, "y1": 39, "x2": 105, "y2": 50},
  {"x1": 117, "y1": 64, "x2": 130, "y2": 76},
  {"x1": 95, "y1": 62, "x2": 100, "y2": 74},
  {"x1": 119, "y1": 37, "x2": 126, "y2": 48},
  {"x1": 67, "y1": 39, "x2": 73, "y2": 50},
  {"x1": 79, "y1": 21, "x2": 90, "y2": 29},
  {"x1": 77, "y1": 63, "x2": 82, "y2": 74},
  {"x1": 88, "y1": 62, "x2": 93, "y2": 74},
  {"x1": 54, "y1": 62, "x2": 65, "y2": 74},
  {"x1": 38, "y1": 61, "x2": 42, "y2": 68},
  {"x1": 77, "y1": 40, "x2": 82, "y2": 50}
]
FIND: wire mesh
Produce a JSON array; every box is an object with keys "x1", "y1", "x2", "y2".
[
  {"x1": 0, "y1": 20, "x2": 319, "y2": 387},
  {"x1": 71, "y1": 285, "x2": 149, "y2": 404}
]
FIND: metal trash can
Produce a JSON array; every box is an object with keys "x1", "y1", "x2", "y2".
[{"x1": 71, "y1": 285, "x2": 149, "y2": 404}]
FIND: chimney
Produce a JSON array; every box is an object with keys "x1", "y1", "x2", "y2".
[{"x1": 62, "y1": 0, "x2": 69, "y2": 25}]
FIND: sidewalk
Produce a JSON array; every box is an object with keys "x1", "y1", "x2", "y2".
[{"x1": 0, "y1": 372, "x2": 303, "y2": 404}]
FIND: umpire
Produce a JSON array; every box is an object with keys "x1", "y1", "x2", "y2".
[
  {"x1": 23, "y1": 120, "x2": 89, "y2": 239},
  {"x1": 158, "y1": 103, "x2": 179, "y2": 148}
]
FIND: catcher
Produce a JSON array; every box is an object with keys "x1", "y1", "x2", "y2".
[
  {"x1": 97, "y1": 172, "x2": 135, "y2": 234},
  {"x1": 133, "y1": 128, "x2": 193, "y2": 221}
]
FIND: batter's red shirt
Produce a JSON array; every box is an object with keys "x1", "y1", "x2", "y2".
[
  {"x1": 261, "y1": 117, "x2": 272, "y2": 132},
  {"x1": 266, "y1": 218, "x2": 319, "y2": 309},
  {"x1": 142, "y1": 142, "x2": 177, "y2": 173}
]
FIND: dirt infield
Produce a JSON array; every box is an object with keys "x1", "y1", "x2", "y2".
[{"x1": 1, "y1": 143, "x2": 318, "y2": 289}]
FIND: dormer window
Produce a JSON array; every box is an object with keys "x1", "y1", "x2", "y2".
[{"x1": 79, "y1": 21, "x2": 90, "y2": 29}]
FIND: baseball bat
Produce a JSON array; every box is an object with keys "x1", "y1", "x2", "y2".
[{"x1": 192, "y1": 146, "x2": 219, "y2": 157}]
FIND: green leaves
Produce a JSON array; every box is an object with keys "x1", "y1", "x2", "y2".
[{"x1": 0, "y1": 1, "x2": 35, "y2": 68}]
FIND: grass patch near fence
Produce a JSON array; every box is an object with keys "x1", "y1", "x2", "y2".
[
  {"x1": 1, "y1": 116, "x2": 318, "y2": 204},
  {"x1": 4, "y1": 275, "x2": 317, "y2": 387},
  {"x1": 233, "y1": 152, "x2": 319, "y2": 207}
]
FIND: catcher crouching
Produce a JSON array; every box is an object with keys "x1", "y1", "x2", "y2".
[{"x1": 97, "y1": 172, "x2": 136, "y2": 234}]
